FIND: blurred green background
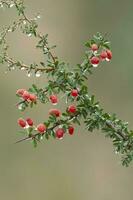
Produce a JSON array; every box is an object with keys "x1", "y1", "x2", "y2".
[{"x1": 0, "y1": 0, "x2": 133, "y2": 199}]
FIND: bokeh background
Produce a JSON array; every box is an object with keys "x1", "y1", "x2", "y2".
[{"x1": 0, "y1": 0, "x2": 133, "y2": 199}]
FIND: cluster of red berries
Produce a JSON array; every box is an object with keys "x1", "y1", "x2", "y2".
[
  {"x1": 49, "y1": 89, "x2": 78, "y2": 105},
  {"x1": 17, "y1": 89, "x2": 78, "y2": 140},
  {"x1": 55, "y1": 126, "x2": 74, "y2": 139},
  {"x1": 48, "y1": 104, "x2": 77, "y2": 118},
  {"x1": 49, "y1": 89, "x2": 78, "y2": 116},
  {"x1": 16, "y1": 89, "x2": 37, "y2": 102},
  {"x1": 18, "y1": 118, "x2": 47, "y2": 133},
  {"x1": 18, "y1": 118, "x2": 33, "y2": 128},
  {"x1": 90, "y1": 44, "x2": 112, "y2": 67},
  {"x1": 18, "y1": 118, "x2": 74, "y2": 139}
]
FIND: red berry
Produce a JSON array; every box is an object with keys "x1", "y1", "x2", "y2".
[
  {"x1": 18, "y1": 118, "x2": 26, "y2": 128},
  {"x1": 37, "y1": 123, "x2": 47, "y2": 134},
  {"x1": 100, "y1": 51, "x2": 107, "y2": 60},
  {"x1": 49, "y1": 109, "x2": 61, "y2": 117},
  {"x1": 71, "y1": 89, "x2": 78, "y2": 97},
  {"x1": 68, "y1": 126, "x2": 74, "y2": 135},
  {"x1": 22, "y1": 91, "x2": 30, "y2": 100},
  {"x1": 56, "y1": 128, "x2": 64, "y2": 139},
  {"x1": 91, "y1": 44, "x2": 98, "y2": 52},
  {"x1": 90, "y1": 56, "x2": 100, "y2": 67},
  {"x1": 26, "y1": 118, "x2": 33, "y2": 126},
  {"x1": 29, "y1": 94, "x2": 37, "y2": 102},
  {"x1": 68, "y1": 105, "x2": 77, "y2": 113},
  {"x1": 106, "y1": 49, "x2": 112, "y2": 61},
  {"x1": 49, "y1": 95, "x2": 58, "y2": 105},
  {"x1": 16, "y1": 89, "x2": 26, "y2": 96}
]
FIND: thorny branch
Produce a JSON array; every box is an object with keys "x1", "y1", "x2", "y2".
[{"x1": 0, "y1": 0, "x2": 133, "y2": 166}]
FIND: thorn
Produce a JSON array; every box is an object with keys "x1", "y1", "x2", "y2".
[{"x1": 15, "y1": 136, "x2": 31, "y2": 144}]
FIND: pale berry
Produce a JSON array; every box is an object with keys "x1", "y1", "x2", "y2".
[
  {"x1": 26, "y1": 118, "x2": 33, "y2": 126},
  {"x1": 68, "y1": 126, "x2": 74, "y2": 135},
  {"x1": 71, "y1": 89, "x2": 78, "y2": 97},
  {"x1": 90, "y1": 56, "x2": 100, "y2": 67},
  {"x1": 49, "y1": 95, "x2": 58, "y2": 105},
  {"x1": 100, "y1": 51, "x2": 107, "y2": 60},
  {"x1": 106, "y1": 49, "x2": 112, "y2": 61},
  {"x1": 29, "y1": 94, "x2": 37, "y2": 102},
  {"x1": 56, "y1": 128, "x2": 64, "y2": 139},
  {"x1": 68, "y1": 105, "x2": 77, "y2": 113},
  {"x1": 91, "y1": 44, "x2": 98, "y2": 52},
  {"x1": 49, "y1": 109, "x2": 61, "y2": 117},
  {"x1": 37, "y1": 123, "x2": 47, "y2": 134},
  {"x1": 16, "y1": 89, "x2": 26, "y2": 96},
  {"x1": 22, "y1": 91, "x2": 30, "y2": 100},
  {"x1": 18, "y1": 118, "x2": 26, "y2": 128}
]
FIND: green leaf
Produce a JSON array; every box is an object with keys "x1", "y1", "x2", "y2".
[{"x1": 32, "y1": 139, "x2": 37, "y2": 148}]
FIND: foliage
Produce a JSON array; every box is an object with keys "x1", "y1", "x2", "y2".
[{"x1": 0, "y1": 0, "x2": 133, "y2": 167}]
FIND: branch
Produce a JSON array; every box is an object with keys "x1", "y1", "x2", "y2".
[
  {"x1": 1, "y1": 0, "x2": 133, "y2": 167},
  {"x1": 4, "y1": 55, "x2": 55, "y2": 72},
  {"x1": 16, "y1": 114, "x2": 79, "y2": 144}
]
